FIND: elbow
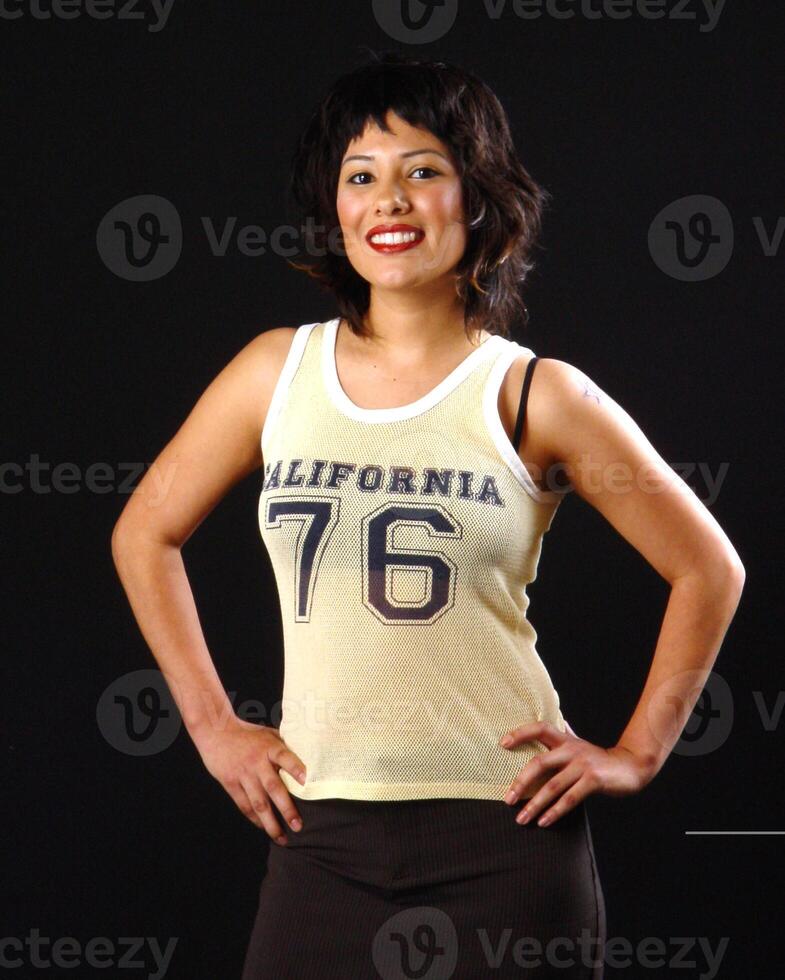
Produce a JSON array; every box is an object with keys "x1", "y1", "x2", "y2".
[
  {"x1": 720, "y1": 540, "x2": 746, "y2": 588},
  {"x1": 111, "y1": 512, "x2": 145, "y2": 566},
  {"x1": 678, "y1": 546, "x2": 746, "y2": 600},
  {"x1": 715, "y1": 548, "x2": 746, "y2": 603},
  {"x1": 110, "y1": 517, "x2": 132, "y2": 567},
  {"x1": 728, "y1": 555, "x2": 746, "y2": 596},
  {"x1": 111, "y1": 513, "x2": 180, "y2": 564}
]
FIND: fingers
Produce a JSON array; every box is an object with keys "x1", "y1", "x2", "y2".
[
  {"x1": 254, "y1": 766, "x2": 305, "y2": 837},
  {"x1": 233, "y1": 738, "x2": 308, "y2": 844},
  {"x1": 515, "y1": 769, "x2": 593, "y2": 828},
  {"x1": 499, "y1": 722, "x2": 576, "y2": 802},
  {"x1": 267, "y1": 742, "x2": 307, "y2": 788},
  {"x1": 499, "y1": 722, "x2": 608, "y2": 827},
  {"x1": 225, "y1": 782, "x2": 271, "y2": 835},
  {"x1": 238, "y1": 772, "x2": 290, "y2": 844},
  {"x1": 261, "y1": 743, "x2": 308, "y2": 836},
  {"x1": 504, "y1": 743, "x2": 573, "y2": 804},
  {"x1": 499, "y1": 720, "x2": 570, "y2": 751}
]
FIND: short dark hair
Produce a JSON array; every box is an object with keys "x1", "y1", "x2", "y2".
[{"x1": 286, "y1": 50, "x2": 550, "y2": 340}]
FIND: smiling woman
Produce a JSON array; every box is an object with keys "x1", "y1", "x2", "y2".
[
  {"x1": 111, "y1": 48, "x2": 745, "y2": 980},
  {"x1": 236, "y1": 52, "x2": 611, "y2": 978}
]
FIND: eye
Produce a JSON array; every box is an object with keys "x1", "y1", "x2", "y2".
[{"x1": 346, "y1": 165, "x2": 440, "y2": 185}]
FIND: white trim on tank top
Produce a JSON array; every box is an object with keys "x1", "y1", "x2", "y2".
[
  {"x1": 322, "y1": 315, "x2": 505, "y2": 423},
  {"x1": 260, "y1": 320, "x2": 320, "y2": 455}
]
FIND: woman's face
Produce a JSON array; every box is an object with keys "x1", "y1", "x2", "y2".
[{"x1": 336, "y1": 110, "x2": 468, "y2": 294}]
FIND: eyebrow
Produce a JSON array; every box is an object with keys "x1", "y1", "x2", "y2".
[{"x1": 340, "y1": 148, "x2": 452, "y2": 167}]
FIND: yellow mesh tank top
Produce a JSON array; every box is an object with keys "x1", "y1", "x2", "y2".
[{"x1": 258, "y1": 317, "x2": 566, "y2": 802}]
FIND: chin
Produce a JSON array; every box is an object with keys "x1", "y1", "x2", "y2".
[{"x1": 367, "y1": 265, "x2": 449, "y2": 290}]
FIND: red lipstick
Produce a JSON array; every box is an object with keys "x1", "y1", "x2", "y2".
[{"x1": 365, "y1": 223, "x2": 425, "y2": 253}]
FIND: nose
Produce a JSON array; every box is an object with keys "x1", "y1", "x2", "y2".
[{"x1": 373, "y1": 178, "x2": 410, "y2": 216}]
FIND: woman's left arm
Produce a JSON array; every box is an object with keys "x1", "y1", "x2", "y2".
[{"x1": 501, "y1": 358, "x2": 746, "y2": 826}]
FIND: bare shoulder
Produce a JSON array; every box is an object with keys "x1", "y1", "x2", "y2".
[
  {"x1": 516, "y1": 356, "x2": 745, "y2": 585},
  {"x1": 112, "y1": 325, "x2": 300, "y2": 545},
  {"x1": 499, "y1": 352, "x2": 746, "y2": 585},
  {"x1": 213, "y1": 325, "x2": 300, "y2": 440},
  {"x1": 498, "y1": 353, "x2": 632, "y2": 490},
  {"x1": 495, "y1": 352, "x2": 586, "y2": 490},
  {"x1": 526, "y1": 357, "x2": 653, "y2": 483},
  {"x1": 240, "y1": 325, "x2": 299, "y2": 378},
  {"x1": 532, "y1": 357, "x2": 607, "y2": 406},
  {"x1": 527, "y1": 356, "x2": 646, "y2": 459}
]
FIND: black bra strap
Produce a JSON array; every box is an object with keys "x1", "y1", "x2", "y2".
[{"x1": 513, "y1": 356, "x2": 539, "y2": 450}]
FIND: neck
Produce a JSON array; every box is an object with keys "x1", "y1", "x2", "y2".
[{"x1": 359, "y1": 286, "x2": 485, "y2": 358}]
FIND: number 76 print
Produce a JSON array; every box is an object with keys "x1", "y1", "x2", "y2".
[{"x1": 262, "y1": 495, "x2": 462, "y2": 626}]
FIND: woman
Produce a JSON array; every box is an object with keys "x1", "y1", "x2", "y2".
[{"x1": 111, "y1": 52, "x2": 745, "y2": 979}]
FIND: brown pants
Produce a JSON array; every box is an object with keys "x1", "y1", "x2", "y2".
[{"x1": 242, "y1": 795, "x2": 606, "y2": 979}]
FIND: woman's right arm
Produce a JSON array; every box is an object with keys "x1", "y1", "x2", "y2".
[{"x1": 110, "y1": 325, "x2": 306, "y2": 844}]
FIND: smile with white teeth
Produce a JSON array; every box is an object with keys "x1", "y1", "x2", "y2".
[{"x1": 369, "y1": 231, "x2": 421, "y2": 244}]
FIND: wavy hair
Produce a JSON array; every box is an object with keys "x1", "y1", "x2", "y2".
[{"x1": 286, "y1": 50, "x2": 550, "y2": 340}]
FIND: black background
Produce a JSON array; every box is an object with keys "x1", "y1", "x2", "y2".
[{"x1": 4, "y1": 1, "x2": 783, "y2": 977}]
